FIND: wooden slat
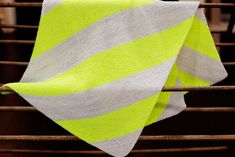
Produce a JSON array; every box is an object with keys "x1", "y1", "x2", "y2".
[
  {"x1": 0, "y1": 135, "x2": 235, "y2": 141},
  {"x1": 1, "y1": 40, "x2": 234, "y2": 47},
  {"x1": 0, "y1": 2, "x2": 235, "y2": 8},
  {"x1": 0, "y1": 24, "x2": 38, "y2": 29},
  {"x1": 0, "y1": 106, "x2": 234, "y2": 113},
  {"x1": 0, "y1": 40, "x2": 34, "y2": 44},
  {"x1": 140, "y1": 135, "x2": 235, "y2": 141},
  {"x1": 184, "y1": 107, "x2": 235, "y2": 112},
  {"x1": 0, "y1": 146, "x2": 227, "y2": 154},
  {"x1": 0, "y1": 2, "x2": 42, "y2": 7},
  {"x1": 0, "y1": 24, "x2": 232, "y2": 34},
  {"x1": 223, "y1": 62, "x2": 235, "y2": 66},
  {"x1": 215, "y1": 43, "x2": 235, "y2": 47},
  {"x1": 0, "y1": 106, "x2": 36, "y2": 112},
  {"x1": 1, "y1": 85, "x2": 235, "y2": 92},
  {"x1": 162, "y1": 86, "x2": 235, "y2": 92},
  {"x1": 0, "y1": 60, "x2": 234, "y2": 66},
  {"x1": 0, "y1": 61, "x2": 28, "y2": 66}
]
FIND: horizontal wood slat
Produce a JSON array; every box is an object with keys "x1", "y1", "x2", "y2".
[
  {"x1": 0, "y1": 24, "x2": 232, "y2": 34},
  {"x1": 1, "y1": 85, "x2": 235, "y2": 92},
  {"x1": 0, "y1": 61, "x2": 234, "y2": 66},
  {"x1": 0, "y1": 40, "x2": 35, "y2": 44},
  {"x1": 0, "y1": 24, "x2": 38, "y2": 29},
  {"x1": 0, "y1": 2, "x2": 235, "y2": 8},
  {"x1": 223, "y1": 62, "x2": 235, "y2": 66},
  {"x1": 215, "y1": 43, "x2": 235, "y2": 47},
  {"x1": 0, "y1": 135, "x2": 235, "y2": 141},
  {"x1": 0, "y1": 61, "x2": 28, "y2": 66},
  {"x1": 0, "y1": 146, "x2": 227, "y2": 154},
  {"x1": 0, "y1": 106, "x2": 234, "y2": 113},
  {"x1": 1, "y1": 40, "x2": 234, "y2": 47}
]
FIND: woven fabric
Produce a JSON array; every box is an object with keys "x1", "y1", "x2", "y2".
[{"x1": 2, "y1": 0, "x2": 227, "y2": 156}]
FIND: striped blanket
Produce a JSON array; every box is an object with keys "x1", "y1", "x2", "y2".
[{"x1": 1, "y1": 0, "x2": 227, "y2": 156}]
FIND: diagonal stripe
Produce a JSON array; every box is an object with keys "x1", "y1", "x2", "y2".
[
  {"x1": 5, "y1": 17, "x2": 195, "y2": 96},
  {"x1": 21, "y1": 1, "x2": 199, "y2": 82},
  {"x1": 177, "y1": 46, "x2": 228, "y2": 84},
  {"x1": 54, "y1": 78, "x2": 188, "y2": 143},
  {"x1": 146, "y1": 63, "x2": 179, "y2": 125},
  {"x1": 18, "y1": 58, "x2": 176, "y2": 120},
  {"x1": 41, "y1": 0, "x2": 65, "y2": 15},
  {"x1": 195, "y1": 9, "x2": 207, "y2": 24},
  {"x1": 31, "y1": 0, "x2": 156, "y2": 59},
  {"x1": 91, "y1": 86, "x2": 186, "y2": 157},
  {"x1": 178, "y1": 70, "x2": 211, "y2": 87},
  {"x1": 183, "y1": 16, "x2": 220, "y2": 61},
  {"x1": 55, "y1": 93, "x2": 160, "y2": 143},
  {"x1": 91, "y1": 130, "x2": 142, "y2": 157},
  {"x1": 157, "y1": 80, "x2": 186, "y2": 122}
]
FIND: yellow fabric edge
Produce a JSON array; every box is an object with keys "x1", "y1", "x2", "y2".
[
  {"x1": 183, "y1": 16, "x2": 220, "y2": 61},
  {"x1": 55, "y1": 92, "x2": 160, "y2": 143},
  {"x1": 178, "y1": 69, "x2": 211, "y2": 87},
  {"x1": 147, "y1": 63, "x2": 212, "y2": 126},
  {"x1": 146, "y1": 63, "x2": 179, "y2": 125},
  {"x1": 54, "y1": 63, "x2": 211, "y2": 143},
  {"x1": 56, "y1": 64, "x2": 179, "y2": 143}
]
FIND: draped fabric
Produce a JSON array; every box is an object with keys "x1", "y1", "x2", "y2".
[{"x1": 1, "y1": 0, "x2": 227, "y2": 156}]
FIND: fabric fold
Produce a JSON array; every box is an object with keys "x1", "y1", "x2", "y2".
[{"x1": 1, "y1": 0, "x2": 227, "y2": 156}]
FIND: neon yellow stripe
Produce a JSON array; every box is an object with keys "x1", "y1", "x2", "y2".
[
  {"x1": 53, "y1": 57, "x2": 211, "y2": 144},
  {"x1": 31, "y1": 0, "x2": 156, "y2": 59},
  {"x1": 55, "y1": 66, "x2": 178, "y2": 142},
  {"x1": 147, "y1": 63, "x2": 211, "y2": 126},
  {"x1": 55, "y1": 93, "x2": 160, "y2": 143},
  {"x1": 176, "y1": 66, "x2": 211, "y2": 95},
  {"x1": 5, "y1": 17, "x2": 194, "y2": 96},
  {"x1": 146, "y1": 63, "x2": 179, "y2": 125},
  {"x1": 147, "y1": 63, "x2": 211, "y2": 125},
  {"x1": 147, "y1": 92, "x2": 172, "y2": 124},
  {"x1": 184, "y1": 17, "x2": 220, "y2": 61},
  {"x1": 178, "y1": 69, "x2": 211, "y2": 87}
]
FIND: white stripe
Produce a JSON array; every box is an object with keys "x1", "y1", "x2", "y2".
[
  {"x1": 92, "y1": 130, "x2": 142, "y2": 157},
  {"x1": 176, "y1": 46, "x2": 228, "y2": 84},
  {"x1": 21, "y1": 1, "x2": 199, "y2": 82},
  {"x1": 195, "y1": 9, "x2": 207, "y2": 24},
  {"x1": 157, "y1": 80, "x2": 186, "y2": 122},
  {"x1": 41, "y1": 0, "x2": 65, "y2": 15},
  {"x1": 19, "y1": 58, "x2": 176, "y2": 120}
]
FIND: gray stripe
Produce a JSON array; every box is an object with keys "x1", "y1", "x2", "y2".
[
  {"x1": 195, "y1": 9, "x2": 207, "y2": 24},
  {"x1": 158, "y1": 80, "x2": 186, "y2": 122},
  {"x1": 176, "y1": 46, "x2": 228, "y2": 84},
  {"x1": 41, "y1": 0, "x2": 65, "y2": 15},
  {"x1": 19, "y1": 58, "x2": 176, "y2": 120},
  {"x1": 92, "y1": 130, "x2": 142, "y2": 157},
  {"x1": 180, "y1": 0, "x2": 207, "y2": 24},
  {"x1": 90, "y1": 81, "x2": 185, "y2": 157},
  {"x1": 21, "y1": 1, "x2": 199, "y2": 82}
]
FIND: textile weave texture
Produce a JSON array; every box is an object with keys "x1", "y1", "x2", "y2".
[{"x1": 1, "y1": 0, "x2": 228, "y2": 156}]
